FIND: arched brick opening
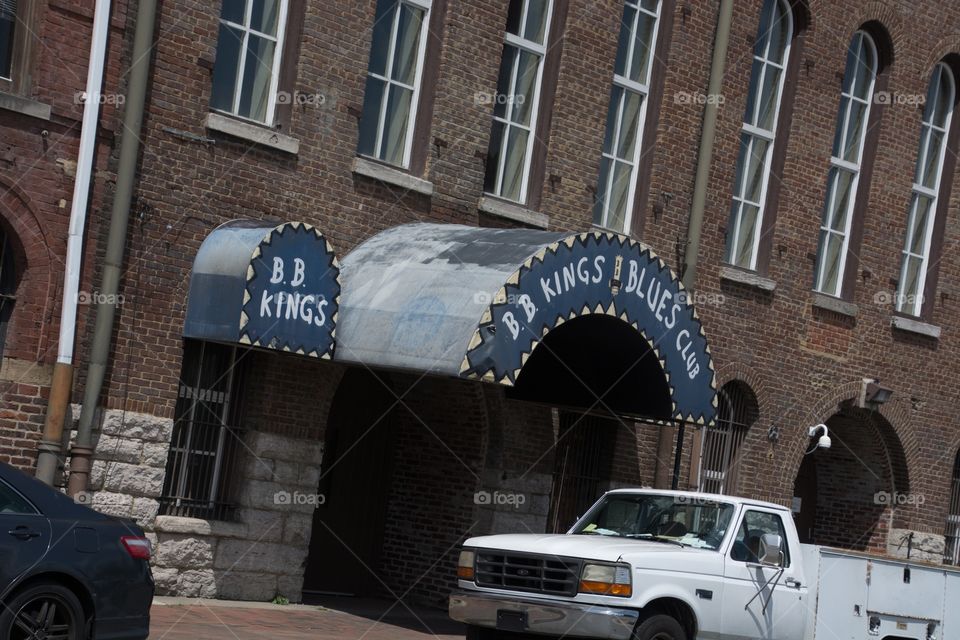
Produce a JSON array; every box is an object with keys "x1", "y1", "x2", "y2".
[{"x1": 792, "y1": 406, "x2": 910, "y2": 552}]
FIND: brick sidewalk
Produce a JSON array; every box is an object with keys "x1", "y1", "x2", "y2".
[{"x1": 148, "y1": 598, "x2": 465, "y2": 640}]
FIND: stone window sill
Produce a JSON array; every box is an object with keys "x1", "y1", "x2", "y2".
[
  {"x1": 811, "y1": 292, "x2": 858, "y2": 317},
  {"x1": 478, "y1": 195, "x2": 549, "y2": 229},
  {"x1": 719, "y1": 265, "x2": 777, "y2": 292},
  {"x1": 891, "y1": 315, "x2": 941, "y2": 339},
  {"x1": 154, "y1": 514, "x2": 247, "y2": 539},
  {"x1": 0, "y1": 91, "x2": 51, "y2": 120},
  {"x1": 353, "y1": 156, "x2": 433, "y2": 196},
  {"x1": 205, "y1": 112, "x2": 299, "y2": 154}
]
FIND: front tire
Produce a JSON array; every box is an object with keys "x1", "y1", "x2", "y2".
[
  {"x1": 632, "y1": 613, "x2": 687, "y2": 640},
  {"x1": 0, "y1": 581, "x2": 85, "y2": 640}
]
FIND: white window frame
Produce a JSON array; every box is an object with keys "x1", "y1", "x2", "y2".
[
  {"x1": 814, "y1": 31, "x2": 878, "y2": 297},
  {"x1": 487, "y1": 0, "x2": 554, "y2": 204},
  {"x1": 362, "y1": 0, "x2": 433, "y2": 168},
  {"x1": 897, "y1": 62, "x2": 955, "y2": 317},
  {"x1": 594, "y1": 0, "x2": 662, "y2": 233},
  {"x1": 726, "y1": 0, "x2": 793, "y2": 270},
  {"x1": 213, "y1": 0, "x2": 290, "y2": 126}
]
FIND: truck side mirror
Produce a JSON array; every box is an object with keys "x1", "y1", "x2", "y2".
[{"x1": 759, "y1": 533, "x2": 783, "y2": 566}]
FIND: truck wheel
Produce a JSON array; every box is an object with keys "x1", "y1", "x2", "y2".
[{"x1": 632, "y1": 614, "x2": 687, "y2": 640}]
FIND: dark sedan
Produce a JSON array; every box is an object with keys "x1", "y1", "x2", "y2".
[{"x1": 0, "y1": 462, "x2": 154, "y2": 640}]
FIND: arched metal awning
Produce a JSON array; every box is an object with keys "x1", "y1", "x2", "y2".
[
  {"x1": 336, "y1": 223, "x2": 717, "y2": 425},
  {"x1": 183, "y1": 220, "x2": 340, "y2": 358}
]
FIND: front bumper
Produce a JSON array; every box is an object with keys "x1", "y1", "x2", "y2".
[{"x1": 449, "y1": 590, "x2": 639, "y2": 640}]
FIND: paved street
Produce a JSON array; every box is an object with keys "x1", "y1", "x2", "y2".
[{"x1": 149, "y1": 597, "x2": 464, "y2": 640}]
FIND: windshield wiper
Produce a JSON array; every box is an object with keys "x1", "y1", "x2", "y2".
[{"x1": 629, "y1": 533, "x2": 687, "y2": 547}]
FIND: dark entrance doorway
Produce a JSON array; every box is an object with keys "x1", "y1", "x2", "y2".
[
  {"x1": 793, "y1": 454, "x2": 818, "y2": 543},
  {"x1": 302, "y1": 368, "x2": 397, "y2": 596},
  {"x1": 547, "y1": 412, "x2": 618, "y2": 533}
]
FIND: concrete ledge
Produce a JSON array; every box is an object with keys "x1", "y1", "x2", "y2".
[
  {"x1": 0, "y1": 91, "x2": 51, "y2": 120},
  {"x1": 154, "y1": 515, "x2": 247, "y2": 539},
  {"x1": 478, "y1": 196, "x2": 549, "y2": 229},
  {"x1": 205, "y1": 112, "x2": 299, "y2": 154},
  {"x1": 719, "y1": 265, "x2": 777, "y2": 292},
  {"x1": 891, "y1": 315, "x2": 941, "y2": 339},
  {"x1": 811, "y1": 292, "x2": 858, "y2": 317},
  {"x1": 353, "y1": 156, "x2": 433, "y2": 196}
]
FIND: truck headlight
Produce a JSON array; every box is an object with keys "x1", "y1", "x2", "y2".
[
  {"x1": 579, "y1": 563, "x2": 632, "y2": 597},
  {"x1": 457, "y1": 549, "x2": 476, "y2": 580}
]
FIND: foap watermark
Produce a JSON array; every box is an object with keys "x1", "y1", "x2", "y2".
[
  {"x1": 77, "y1": 291, "x2": 124, "y2": 306},
  {"x1": 74, "y1": 91, "x2": 125, "y2": 105},
  {"x1": 874, "y1": 91, "x2": 925, "y2": 106},
  {"x1": 275, "y1": 90, "x2": 327, "y2": 106},
  {"x1": 874, "y1": 491, "x2": 925, "y2": 506},
  {"x1": 274, "y1": 490, "x2": 327, "y2": 507},
  {"x1": 475, "y1": 91, "x2": 526, "y2": 108},
  {"x1": 74, "y1": 491, "x2": 94, "y2": 506},
  {"x1": 873, "y1": 290, "x2": 922, "y2": 308},
  {"x1": 474, "y1": 490, "x2": 526, "y2": 509},
  {"x1": 675, "y1": 290, "x2": 726, "y2": 307},
  {"x1": 674, "y1": 91, "x2": 724, "y2": 106}
]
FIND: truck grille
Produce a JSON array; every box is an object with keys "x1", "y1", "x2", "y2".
[{"x1": 475, "y1": 550, "x2": 581, "y2": 596}]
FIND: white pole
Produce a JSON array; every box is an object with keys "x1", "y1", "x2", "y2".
[{"x1": 59, "y1": 0, "x2": 112, "y2": 365}]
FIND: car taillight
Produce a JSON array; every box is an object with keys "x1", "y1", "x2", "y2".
[{"x1": 121, "y1": 536, "x2": 152, "y2": 561}]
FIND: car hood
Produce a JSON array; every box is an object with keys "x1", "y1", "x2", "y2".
[{"x1": 463, "y1": 533, "x2": 713, "y2": 564}]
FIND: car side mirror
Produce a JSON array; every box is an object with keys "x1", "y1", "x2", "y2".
[{"x1": 759, "y1": 533, "x2": 783, "y2": 566}]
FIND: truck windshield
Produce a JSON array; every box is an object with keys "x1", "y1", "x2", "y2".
[{"x1": 572, "y1": 494, "x2": 735, "y2": 551}]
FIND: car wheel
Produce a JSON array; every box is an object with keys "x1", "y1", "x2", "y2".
[
  {"x1": 0, "y1": 581, "x2": 85, "y2": 640},
  {"x1": 632, "y1": 613, "x2": 687, "y2": 640}
]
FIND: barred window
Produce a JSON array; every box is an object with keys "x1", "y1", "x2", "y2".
[
  {"x1": 593, "y1": 0, "x2": 662, "y2": 233},
  {"x1": 699, "y1": 381, "x2": 758, "y2": 495},
  {"x1": 814, "y1": 31, "x2": 878, "y2": 297},
  {"x1": 897, "y1": 63, "x2": 956, "y2": 317},
  {"x1": 725, "y1": 0, "x2": 793, "y2": 270},
  {"x1": 357, "y1": 0, "x2": 432, "y2": 168},
  {"x1": 210, "y1": 0, "x2": 290, "y2": 124},
  {"x1": 946, "y1": 453, "x2": 960, "y2": 566},
  {"x1": 483, "y1": 0, "x2": 554, "y2": 204},
  {"x1": 159, "y1": 340, "x2": 248, "y2": 521}
]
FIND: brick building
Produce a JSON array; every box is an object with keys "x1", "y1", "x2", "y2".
[{"x1": 3, "y1": 0, "x2": 960, "y2": 608}]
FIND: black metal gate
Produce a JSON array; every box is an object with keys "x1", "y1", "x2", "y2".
[{"x1": 547, "y1": 412, "x2": 617, "y2": 533}]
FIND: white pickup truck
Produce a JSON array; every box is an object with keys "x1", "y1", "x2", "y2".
[{"x1": 449, "y1": 488, "x2": 958, "y2": 640}]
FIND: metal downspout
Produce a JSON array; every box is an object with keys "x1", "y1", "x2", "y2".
[
  {"x1": 66, "y1": 0, "x2": 159, "y2": 496},
  {"x1": 36, "y1": 0, "x2": 112, "y2": 485}
]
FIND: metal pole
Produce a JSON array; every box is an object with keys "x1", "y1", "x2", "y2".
[
  {"x1": 682, "y1": 0, "x2": 734, "y2": 290},
  {"x1": 36, "y1": 0, "x2": 112, "y2": 485},
  {"x1": 67, "y1": 0, "x2": 159, "y2": 496}
]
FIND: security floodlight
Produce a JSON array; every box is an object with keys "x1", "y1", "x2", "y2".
[
  {"x1": 807, "y1": 424, "x2": 831, "y2": 450},
  {"x1": 859, "y1": 378, "x2": 893, "y2": 408}
]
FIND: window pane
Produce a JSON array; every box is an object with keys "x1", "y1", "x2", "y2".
[
  {"x1": 765, "y1": 0, "x2": 790, "y2": 65},
  {"x1": 601, "y1": 86, "x2": 622, "y2": 154},
  {"x1": 220, "y1": 0, "x2": 245, "y2": 23},
  {"x1": 358, "y1": 76, "x2": 386, "y2": 157},
  {"x1": 841, "y1": 100, "x2": 867, "y2": 162},
  {"x1": 830, "y1": 96, "x2": 848, "y2": 158},
  {"x1": 392, "y1": 3, "x2": 425, "y2": 86},
  {"x1": 484, "y1": 120, "x2": 507, "y2": 193},
  {"x1": 615, "y1": 89, "x2": 644, "y2": 160},
  {"x1": 920, "y1": 128, "x2": 945, "y2": 190},
  {"x1": 524, "y1": 0, "x2": 550, "y2": 44},
  {"x1": 818, "y1": 231, "x2": 843, "y2": 295},
  {"x1": 932, "y1": 66, "x2": 954, "y2": 129},
  {"x1": 511, "y1": 49, "x2": 540, "y2": 125},
  {"x1": 909, "y1": 195, "x2": 934, "y2": 255},
  {"x1": 492, "y1": 45, "x2": 516, "y2": 120},
  {"x1": 0, "y1": 4, "x2": 15, "y2": 80},
  {"x1": 743, "y1": 136, "x2": 769, "y2": 204},
  {"x1": 733, "y1": 204, "x2": 760, "y2": 267},
  {"x1": 211, "y1": 23, "x2": 244, "y2": 112},
  {"x1": 607, "y1": 160, "x2": 633, "y2": 231},
  {"x1": 756, "y1": 64, "x2": 782, "y2": 131},
  {"x1": 367, "y1": 0, "x2": 395, "y2": 77},
  {"x1": 614, "y1": 5, "x2": 636, "y2": 78},
  {"x1": 500, "y1": 126, "x2": 530, "y2": 201},
  {"x1": 900, "y1": 255, "x2": 923, "y2": 310},
  {"x1": 849, "y1": 35, "x2": 875, "y2": 100},
  {"x1": 380, "y1": 85, "x2": 413, "y2": 164},
  {"x1": 628, "y1": 8, "x2": 657, "y2": 85},
  {"x1": 828, "y1": 168, "x2": 854, "y2": 231},
  {"x1": 237, "y1": 34, "x2": 276, "y2": 121},
  {"x1": 594, "y1": 157, "x2": 612, "y2": 226},
  {"x1": 743, "y1": 58, "x2": 763, "y2": 127},
  {"x1": 249, "y1": 0, "x2": 280, "y2": 35},
  {"x1": 505, "y1": 0, "x2": 523, "y2": 37}
]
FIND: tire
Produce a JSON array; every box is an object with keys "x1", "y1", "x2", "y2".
[
  {"x1": 0, "y1": 580, "x2": 85, "y2": 640},
  {"x1": 632, "y1": 613, "x2": 687, "y2": 640}
]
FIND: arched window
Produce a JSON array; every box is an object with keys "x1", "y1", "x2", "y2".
[
  {"x1": 726, "y1": 0, "x2": 793, "y2": 270},
  {"x1": 946, "y1": 452, "x2": 960, "y2": 565},
  {"x1": 699, "y1": 381, "x2": 758, "y2": 494},
  {"x1": 814, "y1": 31, "x2": 879, "y2": 297},
  {"x1": 897, "y1": 62, "x2": 956, "y2": 317},
  {"x1": 593, "y1": 0, "x2": 663, "y2": 233}
]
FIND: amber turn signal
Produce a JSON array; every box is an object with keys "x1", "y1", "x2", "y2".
[{"x1": 579, "y1": 580, "x2": 632, "y2": 597}]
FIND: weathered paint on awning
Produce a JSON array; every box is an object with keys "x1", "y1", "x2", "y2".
[
  {"x1": 184, "y1": 220, "x2": 340, "y2": 358},
  {"x1": 336, "y1": 223, "x2": 717, "y2": 425}
]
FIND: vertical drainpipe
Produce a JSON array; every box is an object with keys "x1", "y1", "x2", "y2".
[
  {"x1": 669, "y1": 0, "x2": 734, "y2": 490},
  {"x1": 66, "y1": 0, "x2": 158, "y2": 496},
  {"x1": 36, "y1": 0, "x2": 112, "y2": 485}
]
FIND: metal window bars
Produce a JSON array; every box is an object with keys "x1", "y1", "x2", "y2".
[
  {"x1": 945, "y1": 457, "x2": 960, "y2": 565},
  {"x1": 699, "y1": 383, "x2": 757, "y2": 495}
]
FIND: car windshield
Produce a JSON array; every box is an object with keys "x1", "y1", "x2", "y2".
[{"x1": 571, "y1": 493, "x2": 735, "y2": 551}]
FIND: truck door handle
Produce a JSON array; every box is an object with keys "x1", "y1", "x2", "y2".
[
  {"x1": 8, "y1": 527, "x2": 41, "y2": 540},
  {"x1": 785, "y1": 577, "x2": 801, "y2": 589}
]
